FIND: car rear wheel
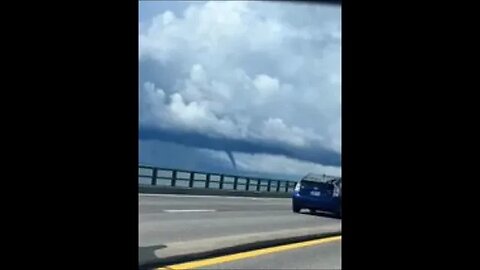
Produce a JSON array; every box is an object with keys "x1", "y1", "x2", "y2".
[{"x1": 292, "y1": 203, "x2": 301, "y2": 213}]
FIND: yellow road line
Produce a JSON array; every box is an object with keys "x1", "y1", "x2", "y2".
[{"x1": 156, "y1": 235, "x2": 341, "y2": 270}]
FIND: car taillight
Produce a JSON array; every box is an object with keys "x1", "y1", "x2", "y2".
[
  {"x1": 294, "y1": 182, "x2": 301, "y2": 192},
  {"x1": 333, "y1": 185, "x2": 340, "y2": 197}
]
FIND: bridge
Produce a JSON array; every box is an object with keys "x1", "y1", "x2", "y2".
[{"x1": 139, "y1": 165, "x2": 342, "y2": 269}]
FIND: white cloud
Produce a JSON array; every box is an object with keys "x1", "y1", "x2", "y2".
[
  {"x1": 256, "y1": 118, "x2": 323, "y2": 147},
  {"x1": 141, "y1": 81, "x2": 241, "y2": 138},
  {"x1": 140, "y1": 1, "x2": 341, "y2": 158},
  {"x1": 190, "y1": 64, "x2": 208, "y2": 85},
  {"x1": 162, "y1": 10, "x2": 176, "y2": 25},
  {"x1": 167, "y1": 92, "x2": 240, "y2": 138},
  {"x1": 253, "y1": 74, "x2": 280, "y2": 103}
]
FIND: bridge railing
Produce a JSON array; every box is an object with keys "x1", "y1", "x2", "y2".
[{"x1": 139, "y1": 164, "x2": 299, "y2": 193}]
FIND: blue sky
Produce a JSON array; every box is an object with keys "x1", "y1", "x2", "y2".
[
  {"x1": 140, "y1": 1, "x2": 196, "y2": 24},
  {"x1": 139, "y1": 1, "x2": 341, "y2": 179}
]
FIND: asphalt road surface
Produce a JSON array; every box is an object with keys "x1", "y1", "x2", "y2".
[
  {"x1": 139, "y1": 193, "x2": 341, "y2": 267},
  {"x1": 198, "y1": 240, "x2": 341, "y2": 270}
]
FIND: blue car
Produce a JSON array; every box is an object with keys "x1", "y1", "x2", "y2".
[{"x1": 292, "y1": 173, "x2": 342, "y2": 218}]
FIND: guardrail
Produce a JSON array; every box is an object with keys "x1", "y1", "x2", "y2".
[{"x1": 139, "y1": 165, "x2": 300, "y2": 193}]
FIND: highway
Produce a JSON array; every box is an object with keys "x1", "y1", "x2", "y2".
[
  {"x1": 139, "y1": 193, "x2": 341, "y2": 269},
  {"x1": 194, "y1": 239, "x2": 341, "y2": 269}
]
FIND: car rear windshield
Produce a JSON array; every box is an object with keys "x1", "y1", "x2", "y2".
[{"x1": 301, "y1": 173, "x2": 341, "y2": 184}]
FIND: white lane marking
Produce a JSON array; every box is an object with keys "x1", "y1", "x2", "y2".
[
  {"x1": 163, "y1": 209, "x2": 217, "y2": 213},
  {"x1": 139, "y1": 193, "x2": 288, "y2": 201}
]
